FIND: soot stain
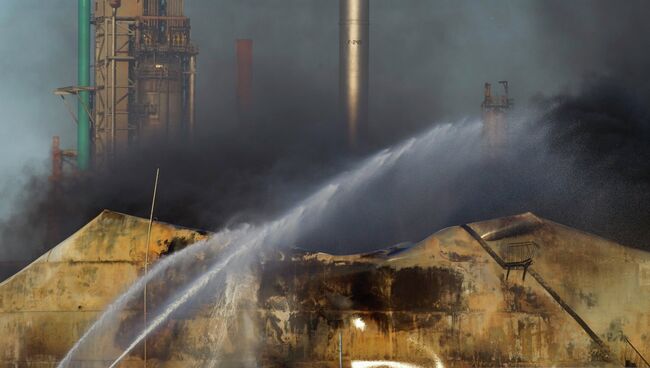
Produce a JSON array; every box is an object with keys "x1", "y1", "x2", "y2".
[
  {"x1": 258, "y1": 258, "x2": 465, "y2": 337},
  {"x1": 502, "y1": 279, "x2": 551, "y2": 313},
  {"x1": 160, "y1": 236, "x2": 192, "y2": 256}
]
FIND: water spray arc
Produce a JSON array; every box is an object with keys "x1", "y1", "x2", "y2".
[
  {"x1": 106, "y1": 137, "x2": 418, "y2": 367},
  {"x1": 58, "y1": 122, "x2": 477, "y2": 366}
]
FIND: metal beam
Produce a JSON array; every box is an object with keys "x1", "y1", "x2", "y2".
[{"x1": 77, "y1": 0, "x2": 92, "y2": 170}]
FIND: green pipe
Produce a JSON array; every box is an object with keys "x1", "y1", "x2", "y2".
[{"x1": 77, "y1": 0, "x2": 91, "y2": 170}]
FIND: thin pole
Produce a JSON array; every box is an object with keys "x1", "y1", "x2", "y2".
[
  {"x1": 143, "y1": 168, "x2": 160, "y2": 367},
  {"x1": 188, "y1": 55, "x2": 196, "y2": 140},
  {"x1": 111, "y1": 7, "x2": 117, "y2": 161},
  {"x1": 624, "y1": 335, "x2": 650, "y2": 368},
  {"x1": 339, "y1": 331, "x2": 343, "y2": 368},
  {"x1": 103, "y1": 13, "x2": 108, "y2": 166}
]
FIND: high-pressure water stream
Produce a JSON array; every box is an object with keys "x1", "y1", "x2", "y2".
[{"x1": 58, "y1": 121, "x2": 482, "y2": 367}]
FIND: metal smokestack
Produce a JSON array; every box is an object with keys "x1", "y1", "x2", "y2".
[
  {"x1": 77, "y1": 0, "x2": 91, "y2": 170},
  {"x1": 339, "y1": 0, "x2": 369, "y2": 148}
]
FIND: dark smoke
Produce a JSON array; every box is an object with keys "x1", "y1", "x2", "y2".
[
  {"x1": 4, "y1": 73, "x2": 650, "y2": 268},
  {"x1": 531, "y1": 77, "x2": 650, "y2": 244},
  {"x1": 292, "y1": 75, "x2": 650, "y2": 254},
  {"x1": 2, "y1": 1, "x2": 650, "y2": 280}
]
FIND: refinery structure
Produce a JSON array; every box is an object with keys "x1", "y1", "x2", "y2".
[
  {"x1": 1, "y1": 1, "x2": 649, "y2": 367},
  {"x1": 481, "y1": 81, "x2": 513, "y2": 153},
  {"x1": 55, "y1": 0, "x2": 500, "y2": 168},
  {"x1": 340, "y1": 0, "x2": 369, "y2": 148},
  {"x1": 56, "y1": 0, "x2": 372, "y2": 172},
  {"x1": 57, "y1": 0, "x2": 198, "y2": 170}
]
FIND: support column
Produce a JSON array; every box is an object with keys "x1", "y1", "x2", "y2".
[
  {"x1": 236, "y1": 39, "x2": 253, "y2": 125},
  {"x1": 77, "y1": 0, "x2": 91, "y2": 170},
  {"x1": 188, "y1": 55, "x2": 196, "y2": 139},
  {"x1": 340, "y1": 0, "x2": 369, "y2": 148}
]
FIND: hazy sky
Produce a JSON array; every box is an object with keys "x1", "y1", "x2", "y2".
[{"x1": 1, "y1": 0, "x2": 648, "y2": 218}]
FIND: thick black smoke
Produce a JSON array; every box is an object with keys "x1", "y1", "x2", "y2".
[
  {"x1": 292, "y1": 76, "x2": 650, "y2": 254},
  {"x1": 0, "y1": 62, "x2": 353, "y2": 263},
  {"x1": 531, "y1": 77, "x2": 650, "y2": 244},
  {"x1": 4, "y1": 73, "x2": 650, "y2": 267}
]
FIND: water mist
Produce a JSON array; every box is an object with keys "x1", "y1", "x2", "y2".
[{"x1": 58, "y1": 120, "x2": 484, "y2": 366}]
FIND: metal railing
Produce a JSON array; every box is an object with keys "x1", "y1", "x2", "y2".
[
  {"x1": 460, "y1": 224, "x2": 613, "y2": 363},
  {"x1": 501, "y1": 241, "x2": 536, "y2": 280}
]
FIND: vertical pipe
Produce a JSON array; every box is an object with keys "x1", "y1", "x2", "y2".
[
  {"x1": 77, "y1": 0, "x2": 91, "y2": 170},
  {"x1": 188, "y1": 55, "x2": 196, "y2": 139},
  {"x1": 50, "y1": 136, "x2": 63, "y2": 182},
  {"x1": 111, "y1": 7, "x2": 117, "y2": 160},
  {"x1": 166, "y1": 73, "x2": 171, "y2": 140},
  {"x1": 47, "y1": 136, "x2": 63, "y2": 247},
  {"x1": 483, "y1": 82, "x2": 492, "y2": 103},
  {"x1": 340, "y1": 0, "x2": 369, "y2": 148},
  {"x1": 104, "y1": 14, "x2": 109, "y2": 160},
  {"x1": 338, "y1": 331, "x2": 343, "y2": 368},
  {"x1": 143, "y1": 168, "x2": 160, "y2": 368},
  {"x1": 236, "y1": 39, "x2": 253, "y2": 124}
]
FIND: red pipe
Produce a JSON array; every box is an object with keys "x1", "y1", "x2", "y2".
[
  {"x1": 236, "y1": 39, "x2": 253, "y2": 121},
  {"x1": 50, "y1": 136, "x2": 63, "y2": 182}
]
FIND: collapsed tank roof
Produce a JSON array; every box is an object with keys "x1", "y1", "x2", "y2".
[{"x1": 0, "y1": 210, "x2": 648, "y2": 367}]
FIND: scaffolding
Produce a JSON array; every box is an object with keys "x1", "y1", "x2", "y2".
[{"x1": 93, "y1": 0, "x2": 197, "y2": 167}]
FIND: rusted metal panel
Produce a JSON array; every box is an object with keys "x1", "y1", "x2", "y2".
[
  {"x1": 0, "y1": 210, "x2": 209, "y2": 366},
  {"x1": 0, "y1": 211, "x2": 648, "y2": 367}
]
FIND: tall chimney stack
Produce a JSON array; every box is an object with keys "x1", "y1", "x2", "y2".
[
  {"x1": 340, "y1": 0, "x2": 369, "y2": 148},
  {"x1": 236, "y1": 39, "x2": 253, "y2": 124}
]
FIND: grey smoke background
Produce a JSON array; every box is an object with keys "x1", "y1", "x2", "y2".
[
  {"x1": 1, "y1": 0, "x2": 650, "y2": 278},
  {"x1": 0, "y1": 2, "x2": 76, "y2": 218}
]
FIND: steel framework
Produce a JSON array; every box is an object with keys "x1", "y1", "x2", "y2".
[{"x1": 93, "y1": 0, "x2": 197, "y2": 167}]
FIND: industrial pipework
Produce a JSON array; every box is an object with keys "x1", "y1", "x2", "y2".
[
  {"x1": 188, "y1": 55, "x2": 196, "y2": 138},
  {"x1": 236, "y1": 39, "x2": 253, "y2": 124},
  {"x1": 340, "y1": 0, "x2": 369, "y2": 148},
  {"x1": 481, "y1": 81, "x2": 513, "y2": 153},
  {"x1": 91, "y1": 0, "x2": 198, "y2": 167},
  {"x1": 77, "y1": 0, "x2": 91, "y2": 170}
]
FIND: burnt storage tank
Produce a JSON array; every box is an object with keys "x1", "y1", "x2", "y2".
[
  {"x1": 340, "y1": 0, "x2": 369, "y2": 148},
  {"x1": 2, "y1": 212, "x2": 650, "y2": 366}
]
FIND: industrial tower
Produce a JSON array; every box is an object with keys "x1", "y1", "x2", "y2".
[
  {"x1": 62, "y1": 0, "x2": 198, "y2": 170},
  {"x1": 93, "y1": 0, "x2": 198, "y2": 167},
  {"x1": 340, "y1": 0, "x2": 369, "y2": 148},
  {"x1": 481, "y1": 81, "x2": 513, "y2": 153}
]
